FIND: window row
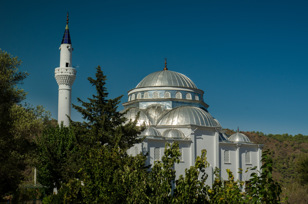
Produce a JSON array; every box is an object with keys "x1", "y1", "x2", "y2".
[
  {"x1": 128, "y1": 91, "x2": 200, "y2": 101},
  {"x1": 223, "y1": 150, "x2": 251, "y2": 164},
  {"x1": 154, "y1": 147, "x2": 183, "y2": 161}
]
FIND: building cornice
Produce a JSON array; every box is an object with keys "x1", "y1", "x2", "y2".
[
  {"x1": 128, "y1": 86, "x2": 204, "y2": 95},
  {"x1": 122, "y1": 98, "x2": 209, "y2": 109}
]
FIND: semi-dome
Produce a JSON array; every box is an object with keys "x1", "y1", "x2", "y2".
[
  {"x1": 136, "y1": 70, "x2": 197, "y2": 89},
  {"x1": 229, "y1": 132, "x2": 251, "y2": 143},
  {"x1": 219, "y1": 132, "x2": 230, "y2": 142},
  {"x1": 141, "y1": 127, "x2": 161, "y2": 137},
  {"x1": 163, "y1": 129, "x2": 185, "y2": 139},
  {"x1": 157, "y1": 106, "x2": 220, "y2": 127},
  {"x1": 124, "y1": 107, "x2": 151, "y2": 126}
]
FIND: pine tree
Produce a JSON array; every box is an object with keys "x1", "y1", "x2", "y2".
[{"x1": 71, "y1": 65, "x2": 142, "y2": 149}]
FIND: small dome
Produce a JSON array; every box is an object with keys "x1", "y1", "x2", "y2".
[
  {"x1": 141, "y1": 127, "x2": 162, "y2": 137},
  {"x1": 228, "y1": 132, "x2": 251, "y2": 143},
  {"x1": 163, "y1": 129, "x2": 185, "y2": 139},
  {"x1": 136, "y1": 70, "x2": 197, "y2": 89},
  {"x1": 157, "y1": 106, "x2": 220, "y2": 127},
  {"x1": 124, "y1": 107, "x2": 151, "y2": 126}
]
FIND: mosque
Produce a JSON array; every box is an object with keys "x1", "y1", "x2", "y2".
[
  {"x1": 123, "y1": 63, "x2": 263, "y2": 184},
  {"x1": 55, "y1": 15, "x2": 263, "y2": 185}
]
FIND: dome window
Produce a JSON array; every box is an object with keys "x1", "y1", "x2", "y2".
[
  {"x1": 164, "y1": 91, "x2": 171, "y2": 98},
  {"x1": 131, "y1": 94, "x2": 135, "y2": 101},
  {"x1": 186, "y1": 93, "x2": 192, "y2": 100},
  {"x1": 144, "y1": 92, "x2": 149, "y2": 99},
  {"x1": 153, "y1": 91, "x2": 159, "y2": 99},
  {"x1": 137, "y1": 93, "x2": 142, "y2": 99},
  {"x1": 175, "y1": 92, "x2": 182, "y2": 99},
  {"x1": 128, "y1": 95, "x2": 131, "y2": 101},
  {"x1": 195, "y1": 95, "x2": 199, "y2": 101}
]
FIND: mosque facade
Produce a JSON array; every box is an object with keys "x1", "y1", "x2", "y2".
[{"x1": 124, "y1": 62, "x2": 263, "y2": 184}]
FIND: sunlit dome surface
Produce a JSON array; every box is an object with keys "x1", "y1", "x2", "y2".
[
  {"x1": 158, "y1": 106, "x2": 220, "y2": 127},
  {"x1": 141, "y1": 127, "x2": 161, "y2": 137},
  {"x1": 136, "y1": 70, "x2": 197, "y2": 89},
  {"x1": 228, "y1": 132, "x2": 251, "y2": 143},
  {"x1": 163, "y1": 129, "x2": 185, "y2": 139},
  {"x1": 124, "y1": 107, "x2": 151, "y2": 126}
]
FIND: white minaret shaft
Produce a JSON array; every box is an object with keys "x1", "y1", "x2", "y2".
[{"x1": 55, "y1": 13, "x2": 76, "y2": 126}]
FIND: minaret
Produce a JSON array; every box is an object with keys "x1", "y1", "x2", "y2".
[{"x1": 55, "y1": 13, "x2": 76, "y2": 126}]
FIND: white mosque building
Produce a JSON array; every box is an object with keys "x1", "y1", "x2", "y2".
[
  {"x1": 124, "y1": 61, "x2": 263, "y2": 184},
  {"x1": 55, "y1": 15, "x2": 263, "y2": 185}
]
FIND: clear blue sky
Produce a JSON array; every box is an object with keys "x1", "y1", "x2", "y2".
[{"x1": 1, "y1": 0, "x2": 308, "y2": 135}]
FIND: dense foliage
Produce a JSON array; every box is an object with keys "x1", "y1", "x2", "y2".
[
  {"x1": 0, "y1": 50, "x2": 29, "y2": 197},
  {"x1": 36, "y1": 126, "x2": 78, "y2": 194},
  {"x1": 0, "y1": 50, "x2": 53, "y2": 202},
  {"x1": 43, "y1": 142, "x2": 282, "y2": 203}
]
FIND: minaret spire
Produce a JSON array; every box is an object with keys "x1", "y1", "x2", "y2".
[
  {"x1": 55, "y1": 13, "x2": 76, "y2": 126},
  {"x1": 61, "y1": 12, "x2": 71, "y2": 44},
  {"x1": 164, "y1": 58, "x2": 168, "y2": 70},
  {"x1": 66, "y1": 12, "x2": 69, "y2": 26}
]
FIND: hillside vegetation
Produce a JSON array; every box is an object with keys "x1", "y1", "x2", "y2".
[{"x1": 225, "y1": 129, "x2": 308, "y2": 204}]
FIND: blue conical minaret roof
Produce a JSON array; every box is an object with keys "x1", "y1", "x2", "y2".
[{"x1": 61, "y1": 13, "x2": 71, "y2": 44}]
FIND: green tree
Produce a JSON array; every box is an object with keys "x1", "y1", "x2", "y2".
[
  {"x1": 0, "y1": 50, "x2": 29, "y2": 198},
  {"x1": 248, "y1": 150, "x2": 282, "y2": 203},
  {"x1": 71, "y1": 65, "x2": 142, "y2": 150},
  {"x1": 36, "y1": 126, "x2": 78, "y2": 194},
  {"x1": 172, "y1": 149, "x2": 209, "y2": 203},
  {"x1": 296, "y1": 154, "x2": 308, "y2": 185}
]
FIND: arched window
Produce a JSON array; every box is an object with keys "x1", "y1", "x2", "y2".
[
  {"x1": 175, "y1": 92, "x2": 182, "y2": 99},
  {"x1": 128, "y1": 95, "x2": 131, "y2": 101},
  {"x1": 137, "y1": 93, "x2": 142, "y2": 99},
  {"x1": 224, "y1": 150, "x2": 230, "y2": 163},
  {"x1": 179, "y1": 148, "x2": 183, "y2": 161},
  {"x1": 153, "y1": 91, "x2": 159, "y2": 99},
  {"x1": 186, "y1": 93, "x2": 192, "y2": 100},
  {"x1": 131, "y1": 94, "x2": 135, "y2": 101},
  {"x1": 164, "y1": 91, "x2": 171, "y2": 98},
  {"x1": 245, "y1": 151, "x2": 251, "y2": 164},
  {"x1": 144, "y1": 92, "x2": 149, "y2": 99},
  {"x1": 154, "y1": 147, "x2": 160, "y2": 161},
  {"x1": 195, "y1": 95, "x2": 199, "y2": 101}
]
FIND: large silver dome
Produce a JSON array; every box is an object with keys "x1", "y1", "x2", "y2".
[
  {"x1": 228, "y1": 132, "x2": 251, "y2": 143},
  {"x1": 124, "y1": 107, "x2": 151, "y2": 126},
  {"x1": 157, "y1": 106, "x2": 220, "y2": 127},
  {"x1": 136, "y1": 70, "x2": 197, "y2": 89}
]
